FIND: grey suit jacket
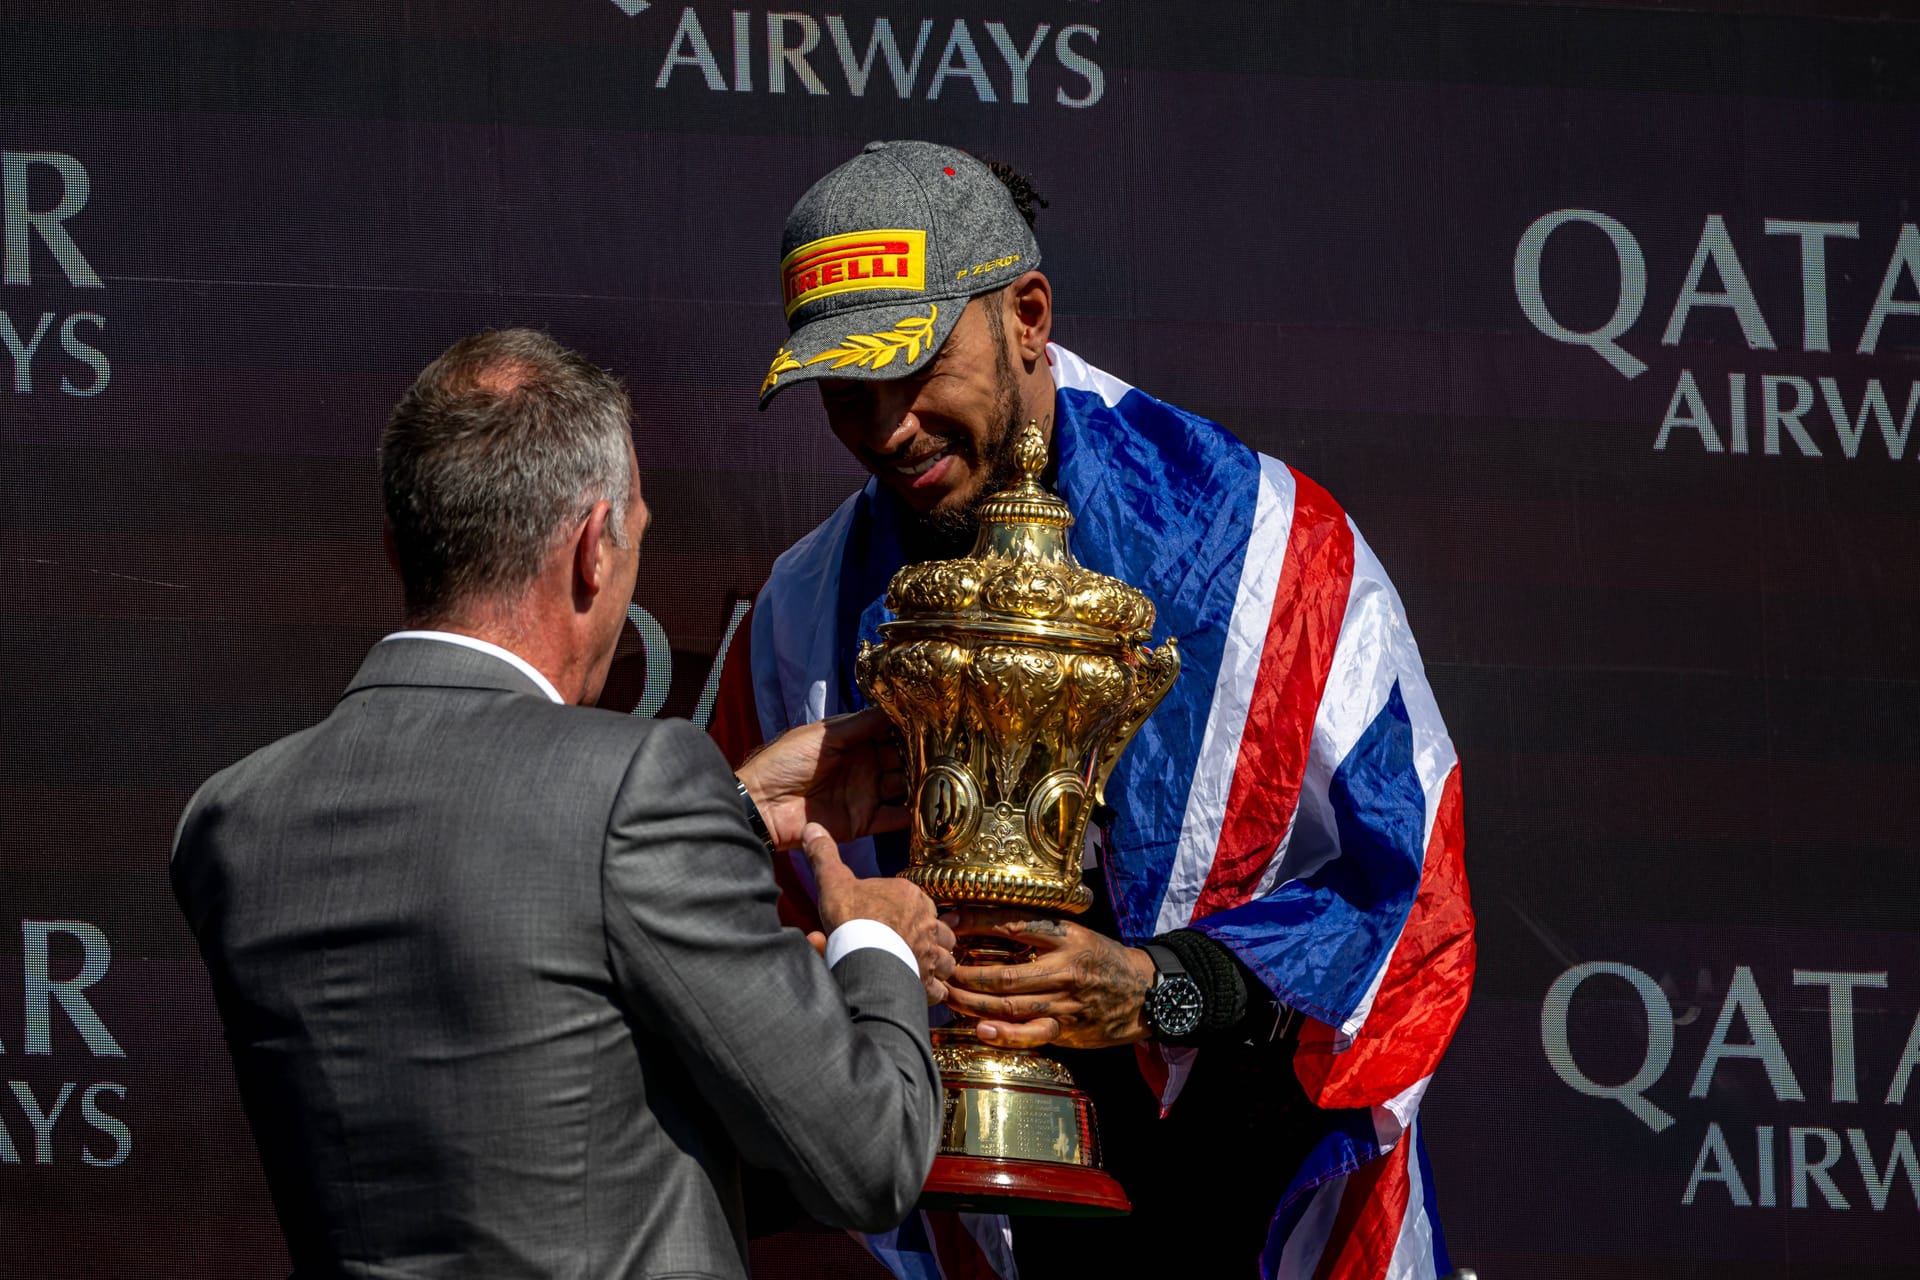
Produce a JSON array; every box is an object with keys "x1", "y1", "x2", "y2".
[{"x1": 171, "y1": 638, "x2": 941, "y2": 1279}]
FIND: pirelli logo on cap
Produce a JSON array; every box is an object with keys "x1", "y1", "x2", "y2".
[{"x1": 782, "y1": 229, "x2": 926, "y2": 317}]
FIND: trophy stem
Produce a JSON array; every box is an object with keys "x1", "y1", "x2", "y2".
[{"x1": 919, "y1": 945, "x2": 1131, "y2": 1217}]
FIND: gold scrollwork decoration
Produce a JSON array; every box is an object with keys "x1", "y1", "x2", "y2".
[
  {"x1": 933, "y1": 1041, "x2": 1076, "y2": 1089},
  {"x1": 889, "y1": 560, "x2": 982, "y2": 614},
  {"x1": 857, "y1": 418, "x2": 1176, "y2": 917},
  {"x1": 902, "y1": 863, "x2": 1095, "y2": 913}
]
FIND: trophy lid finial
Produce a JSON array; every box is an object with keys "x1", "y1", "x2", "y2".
[
  {"x1": 974, "y1": 417, "x2": 1071, "y2": 537},
  {"x1": 881, "y1": 409, "x2": 1156, "y2": 642},
  {"x1": 1014, "y1": 419, "x2": 1047, "y2": 486}
]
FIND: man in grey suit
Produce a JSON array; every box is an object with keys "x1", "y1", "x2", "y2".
[{"x1": 171, "y1": 329, "x2": 952, "y2": 1279}]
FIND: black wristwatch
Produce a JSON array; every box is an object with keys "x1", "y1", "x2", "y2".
[
  {"x1": 735, "y1": 780, "x2": 778, "y2": 854},
  {"x1": 1141, "y1": 943, "x2": 1206, "y2": 1040}
]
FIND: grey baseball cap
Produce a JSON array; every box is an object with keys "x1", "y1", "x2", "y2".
[{"x1": 758, "y1": 140, "x2": 1041, "y2": 408}]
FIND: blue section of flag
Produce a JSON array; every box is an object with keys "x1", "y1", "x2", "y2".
[
  {"x1": 1052, "y1": 384, "x2": 1261, "y2": 942},
  {"x1": 1194, "y1": 681, "x2": 1426, "y2": 1026},
  {"x1": 1262, "y1": 1179, "x2": 1324, "y2": 1278},
  {"x1": 861, "y1": 1212, "x2": 947, "y2": 1280},
  {"x1": 1416, "y1": 1121, "x2": 1451, "y2": 1275},
  {"x1": 835, "y1": 479, "x2": 901, "y2": 717},
  {"x1": 1261, "y1": 1107, "x2": 1384, "y2": 1276}
]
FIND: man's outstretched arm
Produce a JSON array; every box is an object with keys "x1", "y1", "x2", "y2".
[{"x1": 601, "y1": 718, "x2": 946, "y2": 1231}]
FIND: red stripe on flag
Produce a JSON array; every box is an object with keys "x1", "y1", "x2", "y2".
[
  {"x1": 1311, "y1": 1136, "x2": 1413, "y2": 1280},
  {"x1": 706, "y1": 610, "x2": 823, "y2": 933},
  {"x1": 707, "y1": 610, "x2": 765, "y2": 770},
  {"x1": 1295, "y1": 766, "x2": 1473, "y2": 1107},
  {"x1": 1192, "y1": 469, "x2": 1355, "y2": 920}
]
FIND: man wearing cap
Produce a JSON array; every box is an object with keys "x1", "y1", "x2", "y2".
[{"x1": 711, "y1": 141, "x2": 1476, "y2": 1279}]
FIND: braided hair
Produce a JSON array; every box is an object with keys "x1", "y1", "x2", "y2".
[{"x1": 982, "y1": 159, "x2": 1049, "y2": 229}]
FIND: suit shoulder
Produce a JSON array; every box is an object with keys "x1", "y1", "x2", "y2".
[
  {"x1": 485, "y1": 697, "x2": 695, "y2": 752},
  {"x1": 491, "y1": 701, "x2": 732, "y2": 785},
  {"x1": 170, "y1": 717, "x2": 342, "y2": 871},
  {"x1": 180, "y1": 719, "x2": 326, "y2": 818}
]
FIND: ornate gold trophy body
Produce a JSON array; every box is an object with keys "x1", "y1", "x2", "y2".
[{"x1": 856, "y1": 421, "x2": 1179, "y2": 1215}]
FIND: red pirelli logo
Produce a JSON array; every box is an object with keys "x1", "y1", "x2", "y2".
[{"x1": 782, "y1": 229, "x2": 927, "y2": 316}]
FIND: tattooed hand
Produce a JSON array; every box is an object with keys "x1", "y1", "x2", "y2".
[{"x1": 941, "y1": 908, "x2": 1156, "y2": 1049}]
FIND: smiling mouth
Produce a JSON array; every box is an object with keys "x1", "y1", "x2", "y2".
[{"x1": 889, "y1": 442, "x2": 954, "y2": 478}]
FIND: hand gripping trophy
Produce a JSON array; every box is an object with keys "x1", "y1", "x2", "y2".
[{"x1": 857, "y1": 420, "x2": 1180, "y2": 1215}]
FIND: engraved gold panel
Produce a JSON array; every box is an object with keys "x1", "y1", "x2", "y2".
[{"x1": 940, "y1": 1086, "x2": 1091, "y2": 1167}]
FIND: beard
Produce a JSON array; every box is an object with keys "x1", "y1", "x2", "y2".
[{"x1": 899, "y1": 338, "x2": 1026, "y2": 564}]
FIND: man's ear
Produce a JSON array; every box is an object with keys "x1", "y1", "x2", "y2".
[
  {"x1": 573, "y1": 499, "x2": 614, "y2": 602},
  {"x1": 1008, "y1": 271, "x2": 1052, "y2": 366}
]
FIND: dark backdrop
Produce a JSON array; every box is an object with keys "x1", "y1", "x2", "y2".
[{"x1": 3, "y1": 2, "x2": 1918, "y2": 1276}]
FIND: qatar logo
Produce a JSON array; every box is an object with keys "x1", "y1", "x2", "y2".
[
  {"x1": 1515, "y1": 211, "x2": 1920, "y2": 461},
  {"x1": 1543, "y1": 960, "x2": 1920, "y2": 1212}
]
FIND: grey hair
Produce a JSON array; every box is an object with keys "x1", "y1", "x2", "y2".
[{"x1": 380, "y1": 329, "x2": 635, "y2": 624}]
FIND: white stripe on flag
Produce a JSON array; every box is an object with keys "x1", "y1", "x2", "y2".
[
  {"x1": 961, "y1": 1211, "x2": 1018, "y2": 1280},
  {"x1": 752, "y1": 483, "x2": 868, "y2": 738},
  {"x1": 1385, "y1": 1119, "x2": 1440, "y2": 1280},
  {"x1": 1371, "y1": 1072, "x2": 1433, "y2": 1150},
  {"x1": 1046, "y1": 343, "x2": 1135, "y2": 407},
  {"x1": 1154, "y1": 454, "x2": 1297, "y2": 936},
  {"x1": 1275, "y1": 1172, "x2": 1347, "y2": 1279},
  {"x1": 1150, "y1": 1043, "x2": 1198, "y2": 1113}
]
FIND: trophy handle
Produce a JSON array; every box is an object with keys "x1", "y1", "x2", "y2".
[{"x1": 1090, "y1": 637, "x2": 1180, "y2": 806}]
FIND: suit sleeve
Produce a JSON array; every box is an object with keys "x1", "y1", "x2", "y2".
[
  {"x1": 705, "y1": 604, "x2": 826, "y2": 934},
  {"x1": 599, "y1": 718, "x2": 941, "y2": 1232}
]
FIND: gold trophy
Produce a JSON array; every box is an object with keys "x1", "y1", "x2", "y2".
[{"x1": 856, "y1": 420, "x2": 1180, "y2": 1215}]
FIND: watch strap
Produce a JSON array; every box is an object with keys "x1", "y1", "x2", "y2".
[
  {"x1": 735, "y1": 780, "x2": 778, "y2": 854},
  {"x1": 1144, "y1": 943, "x2": 1186, "y2": 980}
]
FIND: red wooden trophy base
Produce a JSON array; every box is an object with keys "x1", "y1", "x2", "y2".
[{"x1": 920, "y1": 1153, "x2": 1133, "y2": 1218}]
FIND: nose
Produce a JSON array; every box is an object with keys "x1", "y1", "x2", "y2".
[{"x1": 856, "y1": 380, "x2": 924, "y2": 454}]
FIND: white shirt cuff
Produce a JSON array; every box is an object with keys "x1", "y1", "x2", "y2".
[{"x1": 823, "y1": 918, "x2": 919, "y2": 979}]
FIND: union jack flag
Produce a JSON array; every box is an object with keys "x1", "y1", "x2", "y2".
[{"x1": 710, "y1": 346, "x2": 1475, "y2": 1279}]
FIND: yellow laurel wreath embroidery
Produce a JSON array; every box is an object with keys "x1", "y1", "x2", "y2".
[
  {"x1": 760, "y1": 346, "x2": 802, "y2": 397},
  {"x1": 802, "y1": 304, "x2": 939, "y2": 372}
]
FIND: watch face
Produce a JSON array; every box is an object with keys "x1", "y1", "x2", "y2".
[{"x1": 1151, "y1": 973, "x2": 1205, "y2": 1038}]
